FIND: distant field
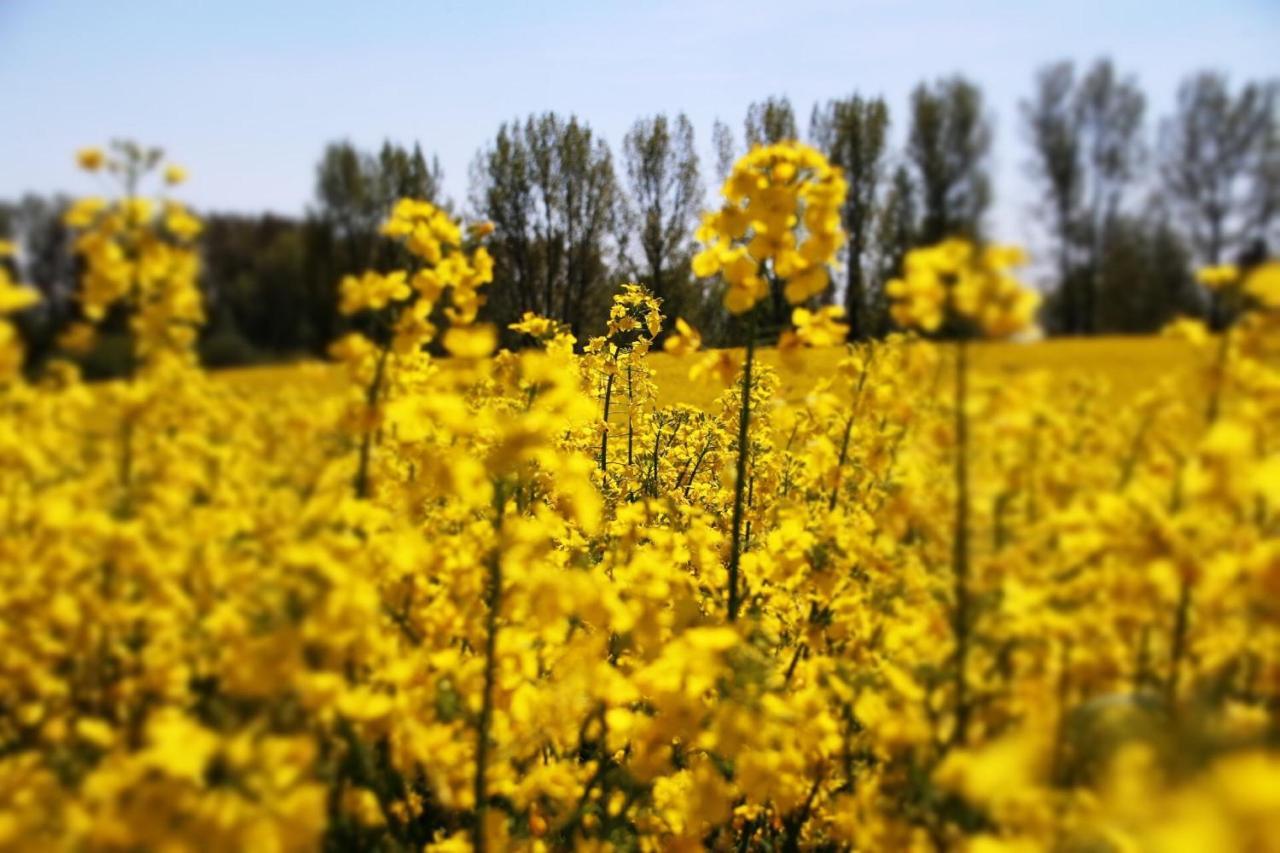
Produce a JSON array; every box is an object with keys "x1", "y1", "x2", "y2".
[
  {"x1": 649, "y1": 335, "x2": 1202, "y2": 409},
  {"x1": 217, "y1": 336, "x2": 1205, "y2": 410}
]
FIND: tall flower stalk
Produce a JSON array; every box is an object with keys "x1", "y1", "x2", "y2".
[
  {"x1": 726, "y1": 306, "x2": 758, "y2": 621},
  {"x1": 472, "y1": 482, "x2": 506, "y2": 853},
  {"x1": 586, "y1": 284, "x2": 662, "y2": 484},
  {"x1": 885, "y1": 238, "x2": 1040, "y2": 743},
  {"x1": 691, "y1": 142, "x2": 848, "y2": 620},
  {"x1": 62, "y1": 141, "x2": 204, "y2": 514},
  {"x1": 330, "y1": 200, "x2": 495, "y2": 499}
]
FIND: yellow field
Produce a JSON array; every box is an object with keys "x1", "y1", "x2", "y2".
[
  {"x1": 218, "y1": 335, "x2": 1204, "y2": 410},
  {"x1": 11, "y1": 142, "x2": 1280, "y2": 851}
]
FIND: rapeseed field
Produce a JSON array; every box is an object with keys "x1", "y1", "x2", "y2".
[{"x1": 2, "y1": 141, "x2": 1279, "y2": 853}]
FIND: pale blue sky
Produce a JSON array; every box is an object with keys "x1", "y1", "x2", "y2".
[{"x1": 2, "y1": 0, "x2": 1277, "y2": 251}]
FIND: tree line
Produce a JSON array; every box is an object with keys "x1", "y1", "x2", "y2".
[{"x1": 2, "y1": 61, "x2": 1276, "y2": 373}]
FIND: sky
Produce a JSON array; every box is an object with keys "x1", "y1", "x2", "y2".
[{"x1": 2, "y1": 0, "x2": 1278, "y2": 256}]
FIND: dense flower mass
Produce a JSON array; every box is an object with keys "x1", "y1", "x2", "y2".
[{"x1": 0, "y1": 145, "x2": 1279, "y2": 852}]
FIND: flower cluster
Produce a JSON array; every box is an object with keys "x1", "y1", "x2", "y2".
[
  {"x1": 62, "y1": 141, "x2": 204, "y2": 368},
  {"x1": 887, "y1": 238, "x2": 1041, "y2": 338},
  {"x1": 337, "y1": 198, "x2": 495, "y2": 356},
  {"x1": 1197, "y1": 259, "x2": 1280, "y2": 311},
  {"x1": 692, "y1": 142, "x2": 847, "y2": 314},
  {"x1": 330, "y1": 198, "x2": 497, "y2": 497}
]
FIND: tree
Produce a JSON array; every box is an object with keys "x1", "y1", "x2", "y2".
[
  {"x1": 11, "y1": 194, "x2": 76, "y2": 306},
  {"x1": 745, "y1": 96, "x2": 798, "y2": 147},
  {"x1": 872, "y1": 165, "x2": 917, "y2": 335},
  {"x1": 313, "y1": 141, "x2": 379, "y2": 273},
  {"x1": 811, "y1": 95, "x2": 890, "y2": 334},
  {"x1": 1022, "y1": 62, "x2": 1083, "y2": 331},
  {"x1": 201, "y1": 213, "x2": 311, "y2": 358},
  {"x1": 6, "y1": 194, "x2": 76, "y2": 366},
  {"x1": 1076, "y1": 61, "x2": 1146, "y2": 333},
  {"x1": 711, "y1": 119, "x2": 736, "y2": 184},
  {"x1": 1091, "y1": 212, "x2": 1200, "y2": 333},
  {"x1": 908, "y1": 76, "x2": 992, "y2": 244},
  {"x1": 376, "y1": 141, "x2": 443, "y2": 212},
  {"x1": 471, "y1": 113, "x2": 621, "y2": 342},
  {"x1": 1023, "y1": 59, "x2": 1145, "y2": 333},
  {"x1": 312, "y1": 139, "x2": 444, "y2": 275},
  {"x1": 308, "y1": 139, "x2": 446, "y2": 347},
  {"x1": 1159, "y1": 71, "x2": 1279, "y2": 324},
  {"x1": 621, "y1": 113, "x2": 703, "y2": 329}
]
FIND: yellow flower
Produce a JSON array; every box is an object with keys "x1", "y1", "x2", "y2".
[
  {"x1": 143, "y1": 710, "x2": 221, "y2": 783},
  {"x1": 691, "y1": 248, "x2": 720, "y2": 278},
  {"x1": 689, "y1": 349, "x2": 738, "y2": 385},
  {"x1": 76, "y1": 146, "x2": 105, "y2": 171},
  {"x1": 792, "y1": 305, "x2": 848, "y2": 347},
  {"x1": 510, "y1": 312, "x2": 556, "y2": 339},
  {"x1": 443, "y1": 323, "x2": 497, "y2": 358},
  {"x1": 63, "y1": 196, "x2": 107, "y2": 228},
  {"x1": 1162, "y1": 316, "x2": 1210, "y2": 346},
  {"x1": 693, "y1": 141, "x2": 846, "y2": 315},
  {"x1": 56, "y1": 321, "x2": 96, "y2": 354},
  {"x1": 888, "y1": 238, "x2": 1038, "y2": 338},
  {"x1": 1197, "y1": 264, "x2": 1240, "y2": 291},
  {"x1": 0, "y1": 271, "x2": 39, "y2": 315},
  {"x1": 164, "y1": 201, "x2": 202, "y2": 240},
  {"x1": 663, "y1": 318, "x2": 702, "y2": 357},
  {"x1": 328, "y1": 331, "x2": 375, "y2": 365},
  {"x1": 776, "y1": 327, "x2": 805, "y2": 370},
  {"x1": 339, "y1": 270, "x2": 410, "y2": 315},
  {"x1": 782, "y1": 264, "x2": 829, "y2": 304},
  {"x1": 74, "y1": 717, "x2": 115, "y2": 749},
  {"x1": 163, "y1": 163, "x2": 188, "y2": 185},
  {"x1": 1244, "y1": 260, "x2": 1280, "y2": 309}
]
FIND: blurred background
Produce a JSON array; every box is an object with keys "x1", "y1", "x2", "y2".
[{"x1": 1, "y1": 0, "x2": 1277, "y2": 373}]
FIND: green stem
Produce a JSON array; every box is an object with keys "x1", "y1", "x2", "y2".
[
  {"x1": 682, "y1": 438, "x2": 712, "y2": 498},
  {"x1": 1117, "y1": 409, "x2": 1154, "y2": 490},
  {"x1": 473, "y1": 484, "x2": 506, "y2": 853},
  {"x1": 599, "y1": 369, "x2": 615, "y2": 475},
  {"x1": 727, "y1": 309, "x2": 758, "y2": 622},
  {"x1": 828, "y1": 347, "x2": 875, "y2": 510},
  {"x1": 1166, "y1": 575, "x2": 1193, "y2": 708},
  {"x1": 648, "y1": 417, "x2": 664, "y2": 497},
  {"x1": 1205, "y1": 323, "x2": 1232, "y2": 425},
  {"x1": 626, "y1": 361, "x2": 635, "y2": 467},
  {"x1": 354, "y1": 339, "x2": 392, "y2": 499},
  {"x1": 784, "y1": 642, "x2": 808, "y2": 687}
]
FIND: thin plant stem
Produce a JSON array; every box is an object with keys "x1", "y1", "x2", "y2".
[
  {"x1": 599, "y1": 369, "x2": 615, "y2": 475},
  {"x1": 473, "y1": 483, "x2": 507, "y2": 853},
  {"x1": 1205, "y1": 324, "x2": 1232, "y2": 425},
  {"x1": 626, "y1": 361, "x2": 634, "y2": 467},
  {"x1": 354, "y1": 338, "x2": 392, "y2": 499},
  {"x1": 1162, "y1": 321, "x2": 1233, "y2": 708},
  {"x1": 828, "y1": 346, "x2": 875, "y2": 510},
  {"x1": 727, "y1": 308, "x2": 758, "y2": 622},
  {"x1": 1166, "y1": 572, "x2": 1193, "y2": 708}
]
